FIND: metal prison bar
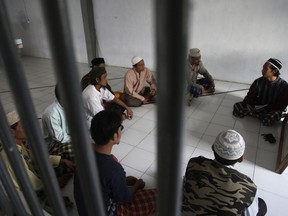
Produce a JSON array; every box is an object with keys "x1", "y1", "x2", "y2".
[{"x1": 0, "y1": 0, "x2": 190, "y2": 215}]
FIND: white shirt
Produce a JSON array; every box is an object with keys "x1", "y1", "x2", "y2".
[
  {"x1": 82, "y1": 84, "x2": 115, "y2": 126},
  {"x1": 42, "y1": 100, "x2": 71, "y2": 147}
]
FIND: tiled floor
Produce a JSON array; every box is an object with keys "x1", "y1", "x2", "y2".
[{"x1": 1, "y1": 56, "x2": 288, "y2": 215}]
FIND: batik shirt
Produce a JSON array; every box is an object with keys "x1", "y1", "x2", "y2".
[{"x1": 182, "y1": 156, "x2": 257, "y2": 216}]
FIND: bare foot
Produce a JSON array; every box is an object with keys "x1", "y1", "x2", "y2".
[{"x1": 187, "y1": 94, "x2": 193, "y2": 106}]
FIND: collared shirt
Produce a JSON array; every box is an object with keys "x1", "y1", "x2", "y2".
[
  {"x1": 187, "y1": 60, "x2": 213, "y2": 89},
  {"x1": 42, "y1": 100, "x2": 71, "y2": 148},
  {"x1": 82, "y1": 84, "x2": 115, "y2": 126},
  {"x1": 124, "y1": 68, "x2": 156, "y2": 101},
  {"x1": 0, "y1": 144, "x2": 61, "y2": 192}
]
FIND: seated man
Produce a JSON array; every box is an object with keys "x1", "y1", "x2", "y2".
[
  {"x1": 1, "y1": 111, "x2": 75, "y2": 214},
  {"x1": 186, "y1": 48, "x2": 215, "y2": 105},
  {"x1": 42, "y1": 84, "x2": 74, "y2": 161},
  {"x1": 233, "y1": 58, "x2": 288, "y2": 126},
  {"x1": 182, "y1": 129, "x2": 267, "y2": 216},
  {"x1": 122, "y1": 56, "x2": 157, "y2": 107},
  {"x1": 82, "y1": 67, "x2": 133, "y2": 127},
  {"x1": 81, "y1": 57, "x2": 113, "y2": 93},
  {"x1": 74, "y1": 110, "x2": 157, "y2": 216}
]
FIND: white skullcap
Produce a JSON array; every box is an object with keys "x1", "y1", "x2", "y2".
[
  {"x1": 131, "y1": 56, "x2": 143, "y2": 66},
  {"x1": 6, "y1": 111, "x2": 20, "y2": 126},
  {"x1": 189, "y1": 48, "x2": 201, "y2": 57},
  {"x1": 213, "y1": 129, "x2": 245, "y2": 160}
]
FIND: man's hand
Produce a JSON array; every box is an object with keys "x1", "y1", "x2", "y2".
[
  {"x1": 143, "y1": 98, "x2": 149, "y2": 104},
  {"x1": 247, "y1": 104, "x2": 256, "y2": 116},
  {"x1": 126, "y1": 107, "x2": 133, "y2": 120}
]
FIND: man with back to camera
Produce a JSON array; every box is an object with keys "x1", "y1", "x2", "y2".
[
  {"x1": 233, "y1": 58, "x2": 288, "y2": 126},
  {"x1": 187, "y1": 48, "x2": 215, "y2": 106},
  {"x1": 42, "y1": 84, "x2": 74, "y2": 161},
  {"x1": 122, "y1": 56, "x2": 157, "y2": 107},
  {"x1": 73, "y1": 110, "x2": 157, "y2": 215},
  {"x1": 182, "y1": 129, "x2": 267, "y2": 216}
]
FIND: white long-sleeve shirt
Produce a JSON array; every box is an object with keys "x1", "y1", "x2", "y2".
[{"x1": 42, "y1": 100, "x2": 71, "y2": 148}]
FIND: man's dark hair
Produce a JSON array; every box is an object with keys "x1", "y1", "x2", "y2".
[
  {"x1": 55, "y1": 83, "x2": 61, "y2": 102},
  {"x1": 90, "y1": 110, "x2": 122, "y2": 145},
  {"x1": 89, "y1": 67, "x2": 107, "y2": 85}
]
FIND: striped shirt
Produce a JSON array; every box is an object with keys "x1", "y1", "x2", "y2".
[{"x1": 243, "y1": 76, "x2": 288, "y2": 111}]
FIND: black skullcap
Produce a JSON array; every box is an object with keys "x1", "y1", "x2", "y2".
[
  {"x1": 89, "y1": 67, "x2": 107, "y2": 80},
  {"x1": 267, "y1": 58, "x2": 282, "y2": 71},
  {"x1": 90, "y1": 58, "x2": 105, "y2": 68}
]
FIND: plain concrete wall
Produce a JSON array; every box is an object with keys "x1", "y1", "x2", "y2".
[
  {"x1": 189, "y1": 0, "x2": 288, "y2": 83},
  {"x1": 3, "y1": 0, "x2": 288, "y2": 83},
  {"x1": 4, "y1": 0, "x2": 87, "y2": 63}
]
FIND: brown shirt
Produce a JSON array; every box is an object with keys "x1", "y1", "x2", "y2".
[{"x1": 124, "y1": 68, "x2": 156, "y2": 101}]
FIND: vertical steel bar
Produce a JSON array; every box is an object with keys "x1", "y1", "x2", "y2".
[
  {"x1": 39, "y1": 0, "x2": 105, "y2": 215},
  {"x1": 0, "y1": 155, "x2": 26, "y2": 215},
  {"x1": 155, "y1": 0, "x2": 190, "y2": 215},
  {"x1": 0, "y1": 183, "x2": 14, "y2": 216},
  {"x1": 0, "y1": 1, "x2": 67, "y2": 215}
]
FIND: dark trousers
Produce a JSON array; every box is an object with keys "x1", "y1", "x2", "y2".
[{"x1": 122, "y1": 87, "x2": 155, "y2": 107}]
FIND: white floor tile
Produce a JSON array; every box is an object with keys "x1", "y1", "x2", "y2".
[
  {"x1": 185, "y1": 118, "x2": 209, "y2": 134},
  {"x1": 204, "y1": 123, "x2": 230, "y2": 137},
  {"x1": 120, "y1": 128, "x2": 148, "y2": 146},
  {"x1": 141, "y1": 174, "x2": 157, "y2": 189},
  {"x1": 121, "y1": 148, "x2": 155, "y2": 173},
  {"x1": 138, "y1": 134, "x2": 157, "y2": 153},
  {"x1": 254, "y1": 166, "x2": 288, "y2": 199},
  {"x1": 215, "y1": 105, "x2": 233, "y2": 117},
  {"x1": 234, "y1": 128, "x2": 259, "y2": 148},
  {"x1": 112, "y1": 142, "x2": 134, "y2": 161},
  {"x1": 258, "y1": 189, "x2": 288, "y2": 216},
  {"x1": 190, "y1": 109, "x2": 215, "y2": 122},
  {"x1": 183, "y1": 130, "x2": 202, "y2": 147},
  {"x1": 255, "y1": 149, "x2": 278, "y2": 171},
  {"x1": 211, "y1": 113, "x2": 236, "y2": 127},
  {"x1": 234, "y1": 117, "x2": 261, "y2": 133},
  {"x1": 130, "y1": 118, "x2": 156, "y2": 133}
]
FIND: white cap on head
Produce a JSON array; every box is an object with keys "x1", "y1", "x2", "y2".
[
  {"x1": 213, "y1": 129, "x2": 245, "y2": 160},
  {"x1": 189, "y1": 48, "x2": 201, "y2": 57},
  {"x1": 131, "y1": 56, "x2": 143, "y2": 66},
  {"x1": 6, "y1": 111, "x2": 20, "y2": 126}
]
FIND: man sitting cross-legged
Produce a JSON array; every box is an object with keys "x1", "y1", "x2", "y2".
[{"x1": 74, "y1": 110, "x2": 157, "y2": 216}]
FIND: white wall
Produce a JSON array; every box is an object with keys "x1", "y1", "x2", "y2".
[
  {"x1": 93, "y1": 0, "x2": 288, "y2": 83},
  {"x1": 93, "y1": 0, "x2": 155, "y2": 69},
  {"x1": 4, "y1": 0, "x2": 288, "y2": 84},
  {"x1": 189, "y1": 0, "x2": 288, "y2": 83},
  {"x1": 4, "y1": 0, "x2": 87, "y2": 63}
]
